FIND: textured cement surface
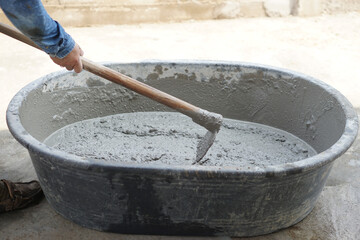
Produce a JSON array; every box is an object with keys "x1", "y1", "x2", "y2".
[
  {"x1": 0, "y1": 13, "x2": 360, "y2": 239},
  {"x1": 44, "y1": 112, "x2": 316, "y2": 166}
]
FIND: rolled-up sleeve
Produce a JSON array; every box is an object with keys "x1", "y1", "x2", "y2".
[{"x1": 0, "y1": 0, "x2": 75, "y2": 58}]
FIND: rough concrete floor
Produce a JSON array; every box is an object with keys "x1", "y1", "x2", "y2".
[{"x1": 0, "y1": 13, "x2": 359, "y2": 239}]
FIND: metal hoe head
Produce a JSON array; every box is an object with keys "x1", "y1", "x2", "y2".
[{"x1": 192, "y1": 110, "x2": 223, "y2": 164}]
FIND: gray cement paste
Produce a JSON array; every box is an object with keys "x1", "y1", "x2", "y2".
[{"x1": 44, "y1": 112, "x2": 317, "y2": 167}]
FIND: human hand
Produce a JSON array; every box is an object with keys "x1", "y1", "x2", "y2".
[{"x1": 50, "y1": 43, "x2": 84, "y2": 73}]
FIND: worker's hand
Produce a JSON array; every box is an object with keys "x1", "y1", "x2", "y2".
[{"x1": 50, "y1": 43, "x2": 84, "y2": 73}]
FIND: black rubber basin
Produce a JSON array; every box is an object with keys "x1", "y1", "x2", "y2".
[{"x1": 6, "y1": 61, "x2": 358, "y2": 237}]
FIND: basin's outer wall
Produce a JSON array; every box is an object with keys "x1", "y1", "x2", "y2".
[{"x1": 29, "y1": 150, "x2": 333, "y2": 237}]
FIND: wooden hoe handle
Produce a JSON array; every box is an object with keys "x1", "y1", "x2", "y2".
[{"x1": 0, "y1": 22, "x2": 222, "y2": 131}]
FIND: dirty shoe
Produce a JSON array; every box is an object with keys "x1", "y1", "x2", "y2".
[{"x1": 0, "y1": 179, "x2": 44, "y2": 213}]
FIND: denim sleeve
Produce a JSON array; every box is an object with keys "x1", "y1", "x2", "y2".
[{"x1": 0, "y1": 0, "x2": 75, "y2": 58}]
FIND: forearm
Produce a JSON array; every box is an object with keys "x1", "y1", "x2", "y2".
[{"x1": 0, "y1": 0, "x2": 75, "y2": 58}]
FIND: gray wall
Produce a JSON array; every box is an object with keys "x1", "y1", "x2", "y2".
[{"x1": 1, "y1": 0, "x2": 359, "y2": 26}]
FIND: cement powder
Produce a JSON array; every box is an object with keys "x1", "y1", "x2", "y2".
[{"x1": 44, "y1": 112, "x2": 317, "y2": 167}]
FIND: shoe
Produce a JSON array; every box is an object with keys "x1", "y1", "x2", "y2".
[{"x1": 0, "y1": 179, "x2": 44, "y2": 213}]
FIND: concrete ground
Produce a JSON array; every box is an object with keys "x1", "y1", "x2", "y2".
[{"x1": 0, "y1": 13, "x2": 359, "y2": 239}]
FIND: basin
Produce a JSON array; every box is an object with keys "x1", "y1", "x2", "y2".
[{"x1": 6, "y1": 61, "x2": 358, "y2": 237}]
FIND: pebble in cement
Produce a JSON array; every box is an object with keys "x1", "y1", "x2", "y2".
[{"x1": 44, "y1": 112, "x2": 317, "y2": 167}]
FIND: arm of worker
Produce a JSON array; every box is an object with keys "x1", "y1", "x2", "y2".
[{"x1": 0, "y1": 0, "x2": 83, "y2": 73}]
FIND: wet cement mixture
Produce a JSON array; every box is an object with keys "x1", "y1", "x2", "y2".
[{"x1": 44, "y1": 112, "x2": 317, "y2": 167}]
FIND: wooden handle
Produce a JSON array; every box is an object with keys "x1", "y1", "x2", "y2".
[
  {"x1": 0, "y1": 22, "x2": 42, "y2": 50},
  {"x1": 0, "y1": 22, "x2": 202, "y2": 117}
]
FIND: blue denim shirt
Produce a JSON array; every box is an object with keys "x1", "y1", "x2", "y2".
[{"x1": 0, "y1": 0, "x2": 75, "y2": 58}]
